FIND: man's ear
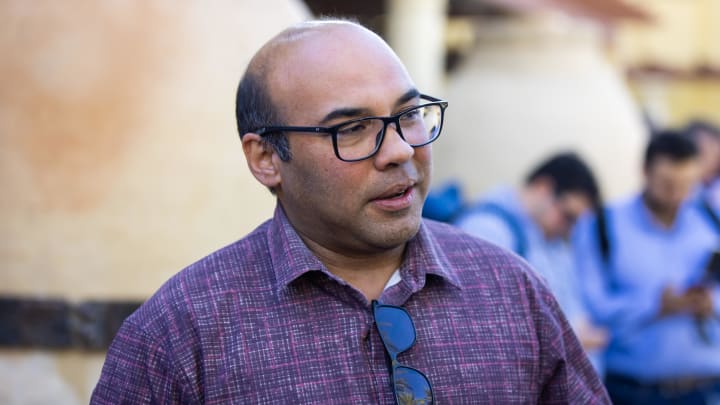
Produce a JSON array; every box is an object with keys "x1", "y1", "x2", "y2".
[{"x1": 241, "y1": 133, "x2": 282, "y2": 189}]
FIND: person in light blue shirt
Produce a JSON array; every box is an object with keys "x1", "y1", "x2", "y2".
[
  {"x1": 455, "y1": 153, "x2": 609, "y2": 373},
  {"x1": 686, "y1": 119, "x2": 720, "y2": 217},
  {"x1": 573, "y1": 131, "x2": 720, "y2": 404}
]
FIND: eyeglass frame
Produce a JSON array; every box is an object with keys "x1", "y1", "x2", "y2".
[{"x1": 252, "y1": 94, "x2": 448, "y2": 162}]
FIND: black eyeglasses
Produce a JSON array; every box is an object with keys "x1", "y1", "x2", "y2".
[
  {"x1": 372, "y1": 300, "x2": 433, "y2": 405},
  {"x1": 253, "y1": 94, "x2": 448, "y2": 162}
]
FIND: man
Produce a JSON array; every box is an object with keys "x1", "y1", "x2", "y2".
[
  {"x1": 686, "y1": 119, "x2": 720, "y2": 212},
  {"x1": 91, "y1": 20, "x2": 608, "y2": 403},
  {"x1": 573, "y1": 132, "x2": 720, "y2": 403},
  {"x1": 455, "y1": 153, "x2": 609, "y2": 372}
]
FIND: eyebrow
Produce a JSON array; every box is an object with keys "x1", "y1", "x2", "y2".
[{"x1": 318, "y1": 88, "x2": 420, "y2": 125}]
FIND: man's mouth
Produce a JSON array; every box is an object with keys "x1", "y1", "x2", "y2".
[
  {"x1": 370, "y1": 182, "x2": 417, "y2": 212},
  {"x1": 374, "y1": 184, "x2": 413, "y2": 200}
]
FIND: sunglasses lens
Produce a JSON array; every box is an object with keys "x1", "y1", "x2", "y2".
[
  {"x1": 394, "y1": 366, "x2": 433, "y2": 404},
  {"x1": 373, "y1": 301, "x2": 434, "y2": 404},
  {"x1": 374, "y1": 305, "x2": 416, "y2": 355}
]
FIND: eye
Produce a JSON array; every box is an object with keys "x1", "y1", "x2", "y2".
[
  {"x1": 337, "y1": 122, "x2": 368, "y2": 136},
  {"x1": 400, "y1": 107, "x2": 422, "y2": 121}
]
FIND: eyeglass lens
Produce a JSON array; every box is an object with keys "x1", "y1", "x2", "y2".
[
  {"x1": 373, "y1": 301, "x2": 434, "y2": 405},
  {"x1": 335, "y1": 104, "x2": 443, "y2": 161}
]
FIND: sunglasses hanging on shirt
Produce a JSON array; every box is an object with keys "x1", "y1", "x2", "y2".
[{"x1": 373, "y1": 300, "x2": 434, "y2": 405}]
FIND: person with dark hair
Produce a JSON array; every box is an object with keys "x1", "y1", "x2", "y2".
[
  {"x1": 458, "y1": 152, "x2": 601, "y2": 246},
  {"x1": 455, "y1": 152, "x2": 609, "y2": 373},
  {"x1": 90, "y1": 20, "x2": 609, "y2": 403},
  {"x1": 573, "y1": 131, "x2": 720, "y2": 404}
]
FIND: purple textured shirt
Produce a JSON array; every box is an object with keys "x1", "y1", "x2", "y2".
[{"x1": 92, "y1": 205, "x2": 609, "y2": 404}]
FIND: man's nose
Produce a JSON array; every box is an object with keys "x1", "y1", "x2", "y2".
[{"x1": 374, "y1": 121, "x2": 415, "y2": 167}]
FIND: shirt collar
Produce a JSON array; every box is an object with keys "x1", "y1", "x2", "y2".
[
  {"x1": 267, "y1": 204, "x2": 328, "y2": 292},
  {"x1": 633, "y1": 192, "x2": 695, "y2": 231},
  {"x1": 400, "y1": 220, "x2": 462, "y2": 290},
  {"x1": 266, "y1": 203, "x2": 462, "y2": 294}
]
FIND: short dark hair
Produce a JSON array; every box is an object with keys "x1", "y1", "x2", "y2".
[
  {"x1": 644, "y1": 130, "x2": 698, "y2": 170},
  {"x1": 525, "y1": 152, "x2": 600, "y2": 207},
  {"x1": 235, "y1": 69, "x2": 292, "y2": 161}
]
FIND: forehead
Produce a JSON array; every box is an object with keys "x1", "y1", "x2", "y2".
[
  {"x1": 559, "y1": 191, "x2": 592, "y2": 211},
  {"x1": 697, "y1": 131, "x2": 720, "y2": 148},
  {"x1": 264, "y1": 25, "x2": 415, "y2": 122},
  {"x1": 647, "y1": 157, "x2": 700, "y2": 179}
]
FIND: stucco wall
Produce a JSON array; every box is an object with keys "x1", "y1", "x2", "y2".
[
  {"x1": 1, "y1": 1, "x2": 308, "y2": 301},
  {"x1": 0, "y1": 1, "x2": 309, "y2": 403}
]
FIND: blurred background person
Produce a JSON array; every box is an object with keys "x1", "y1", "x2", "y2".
[
  {"x1": 573, "y1": 131, "x2": 720, "y2": 404},
  {"x1": 454, "y1": 152, "x2": 609, "y2": 374},
  {"x1": 686, "y1": 119, "x2": 720, "y2": 212}
]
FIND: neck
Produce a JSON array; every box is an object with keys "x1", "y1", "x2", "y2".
[
  {"x1": 299, "y1": 236, "x2": 405, "y2": 301},
  {"x1": 643, "y1": 192, "x2": 678, "y2": 228}
]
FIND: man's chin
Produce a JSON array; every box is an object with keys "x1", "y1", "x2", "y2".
[{"x1": 372, "y1": 217, "x2": 422, "y2": 248}]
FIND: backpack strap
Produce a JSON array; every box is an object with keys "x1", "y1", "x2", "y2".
[
  {"x1": 595, "y1": 206, "x2": 612, "y2": 265},
  {"x1": 700, "y1": 196, "x2": 720, "y2": 234},
  {"x1": 593, "y1": 205, "x2": 624, "y2": 292},
  {"x1": 471, "y1": 202, "x2": 528, "y2": 258}
]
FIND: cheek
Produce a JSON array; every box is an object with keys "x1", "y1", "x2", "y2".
[
  {"x1": 547, "y1": 204, "x2": 570, "y2": 230},
  {"x1": 415, "y1": 145, "x2": 432, "y2": 163},
  {"x1": 281, "y1": 149, "x2": 337, "y2": 198},
  {"x1": 299, "y1": 157, "x2": 369, "y2": 203},
  {"x1": 647, "y1": 179, "x2": 665, "y2": 199},
  {"x1": 548, "y1": 210, "x2": 565, "y2": 230},
  {"x1": 413, "y1": 146, "x2": 433, "y2": 177},
  {"x1": 674, "y1": 182, "x2": 695, "y2": 201}
]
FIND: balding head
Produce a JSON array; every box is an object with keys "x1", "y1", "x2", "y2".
[
  {"x1": 235, "y1": 20, "x2": 409, "y2": 161},
  {"x1": 248, "y1": 20, "x2": 369, "y2": 75},
  {"x1": 246, "y1": 20, "x2": 393, "y2": 91}
]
